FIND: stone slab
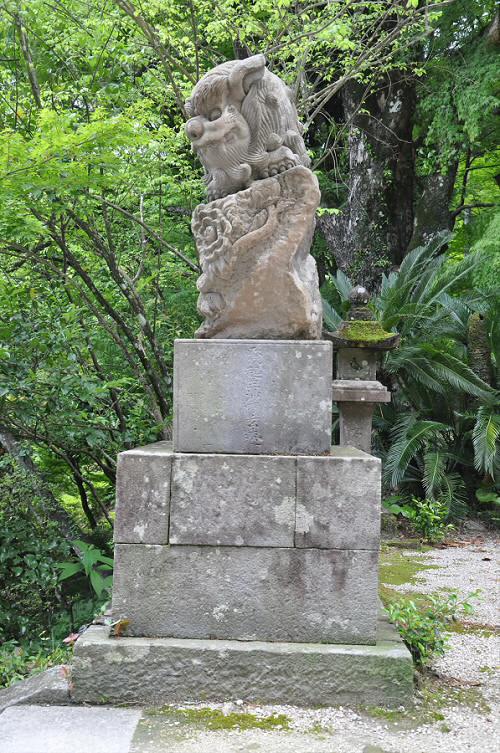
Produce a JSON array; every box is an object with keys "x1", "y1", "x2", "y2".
[
  {"x1": 170, "y1": 453, "x2": 295, "y2": 546},
  {"x1": 296, "y1": 449, "x2": 381, "y2": 549},
  {"x1": 114, "y1": 442, "x2": 172, "y2": 544},
  {"x1": 113, "y1": 445, "x2": 381, "y2": 548},
  {"x1": 332, "y1": 379, "x2": 391, "y2": 403},
  {"x1": 173, "y1": 339, "x2": 332, "y2": 454},
  {"x1": 112, "y1": 544, "x2": 378, "y2": 644},
  {"x1": 0, "y1": 666, "x2": 70, "y2": 714},
  {"x1": 0, "y1": 705, "x2": 141, "y2": 753},
  {"x1": 71, "y1": 619, "x2": 413, "y2": 708}
]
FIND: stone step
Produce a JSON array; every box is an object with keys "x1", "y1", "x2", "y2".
[{"x1": 71, "y1": 616, "x2": 413, "y2": 708}]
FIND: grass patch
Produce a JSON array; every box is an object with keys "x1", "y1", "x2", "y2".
[
  {"x1": 148, "y1": 706, "x2": 290, "y2": 731},
  {"x1": 363, "y1": 675, "x2": 491, "y2": 730},
  {"x1": 379, "y1": 546, "x2": 438, "y2": 587}
]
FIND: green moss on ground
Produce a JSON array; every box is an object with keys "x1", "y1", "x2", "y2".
[
  {"x1": 363, "y1": 676, "x2": 491, "y2": 730},
  {"x1": 148, "y1": 706, "x2": 291, "y2": 731},
  {"x1": 379, "y1": 544, "x2": 438, "y2": 607},
  {"x1": 446, "y1": 621, "x2": 496, "y2": 638},
  {"x1": 307, "y1": 721, "x2": 333, "y2": 736}
]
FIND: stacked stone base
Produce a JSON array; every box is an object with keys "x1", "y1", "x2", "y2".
[
  {"x1": 111, "y1": 441, "x2": 381, "y2": 644},
  {"x1": 72, "y1": 617, "x2": 413, "y2": 708},
  {"x1": 70, "y1": 340, "x2": 414, "y2": 707}
]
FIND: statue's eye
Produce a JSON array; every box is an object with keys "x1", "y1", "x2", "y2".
[{"x1": 209, "y1": 109, "x2": 222, "y2": 121}]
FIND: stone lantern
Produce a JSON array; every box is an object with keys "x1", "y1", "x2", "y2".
[{"x1": 325, "y1": 285, "x2": 400, "y2": 453}]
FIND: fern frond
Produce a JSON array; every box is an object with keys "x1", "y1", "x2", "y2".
[
  {"x1": 438, "y1": 472, "x2": 469, "y2": 519},
  {"x1": 422, "y1": 346, "x2": 494, "y2": 400},
  {"x1": 332, "y1": 269, "x2": 353, "y2": 301}
]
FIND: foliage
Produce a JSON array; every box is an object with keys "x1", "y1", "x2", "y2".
[
  {"x1": 58, "y1": 541, "x2": 113, "y2": 599},
  {"x1": 475, "y1": 484, "x2": 500, "y2": 527},
  {"x1": 0, "y1": 0, "x2": 497, "y2": 531},
  {"x1": 383, "y1": 496, "x2": 454, "y2": 543},
  {"x1": 0, "y1": 640, "x2": 70, "y2": 689},
  {"x1": 385, "y1": 590, "x2": 479, "y2": 666},
  {"x1": 0, "y1": 452, "x2": 106, "y2": 690},
  {"x1": 417, "y1": 34, "x2": 498, "y2": 174},
  {"x1": 0, "y1": 456, "x2": 71, "y2": 641},
  {"x1": 323, "y1": 233, "x2": 499, "y2": 516}
]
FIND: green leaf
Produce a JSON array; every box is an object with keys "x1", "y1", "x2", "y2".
[{"x1": 57, "y1": 562, "x2": 83, "y2": 581}]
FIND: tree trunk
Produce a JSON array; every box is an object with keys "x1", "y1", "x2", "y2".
[
  {"x1": 408, "y1": 164, "x2": 458, "y2": 251},
  {"x1": 318, "y1": 72, "x2": 415, "y2": 289}
]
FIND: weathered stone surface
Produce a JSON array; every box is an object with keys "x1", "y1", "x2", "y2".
[
  {"x1": 184, "y1": 55, "x2": 322, "y2": 339},
  {"x1": 72, "y1": 619, "x2": 413, "y2": 708},
  {"x1": 112, "y1": 544, "x2": 378, "y2": 644},
  {"x1": 112, "y1": 444, "x2": 381, "y2": 547},
  {"x1": 185, "y1": 54, "x2": 310, "y2": 201},
  {"x1": 338, "y1": 402, "x2": 376, "y2": 454},
  {"x1": 114, "y1": 442, "x2": 172, "y2": 544},
  {"x1": 170, "y1": 453, "x2": 295, "y2": 547},
  {"x1": 296, "y1": 449, "x2": 381, "y2": 549},
  {"x1": 336, "y1": 348, "x2": 378, "y2": 380},
  {"x1": 191, "y1": 167, "x2": 322, "y2": 340},
  {"x1": 0, "y1": 666, "x2": 70, "y2": 714},
  {"x1": 0, "y1": 705, "x2": 141, "y2": 753},
  {"x1": 173, "y1": 339, "x2": 332, "y2": 454}
]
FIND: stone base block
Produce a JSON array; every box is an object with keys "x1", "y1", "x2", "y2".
[
  {"x1": 71, "y1": 618, "x2": 413, "y2": 708},
  {"x1": 112, "y1": 544, "x2": 379, "y2": 644},
  {"x1": 173, "y1": 339, "x2": 332, "y2": 454},
  {"x1": 114, "y1": 443, "x2": 381, "y2": 551}
]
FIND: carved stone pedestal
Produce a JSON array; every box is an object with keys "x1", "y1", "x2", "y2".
[{"x1": 72, "y1": 618, "x2": 414, "y2": 708}]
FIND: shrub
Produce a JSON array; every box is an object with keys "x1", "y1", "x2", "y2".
[
  {"x1": 0, "y1": 457, "x2": 103, "y2": 647},
  {"x1": 323, "y1": 235, "x2": 498, "y2": 517},
  {"x1": 383, "y1": 496, "x2": 454, "y2": 543},
  {"x1": 385, "y1": 590, "x2": 479, "y2": 666}
]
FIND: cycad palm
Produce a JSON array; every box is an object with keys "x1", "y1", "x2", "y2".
[{"x1": 323, "y1": 232, "x2": 499, "y2": 516}]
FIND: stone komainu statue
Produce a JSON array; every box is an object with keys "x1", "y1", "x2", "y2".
[{"x1": 185, "y1": 54, "x2": 310, "y2": 201}]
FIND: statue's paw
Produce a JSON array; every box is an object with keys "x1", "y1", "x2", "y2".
[
  {"x1": 269, "y1": 159, "x2": 296, "y2": 176},
  {"x1": 266, "y1": 145, "x2": 299, "y2": 177}
]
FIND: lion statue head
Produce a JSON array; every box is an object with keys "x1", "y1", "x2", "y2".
[{"x1": 185, "y1": 54, "x2": 310, "y2": 201}]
